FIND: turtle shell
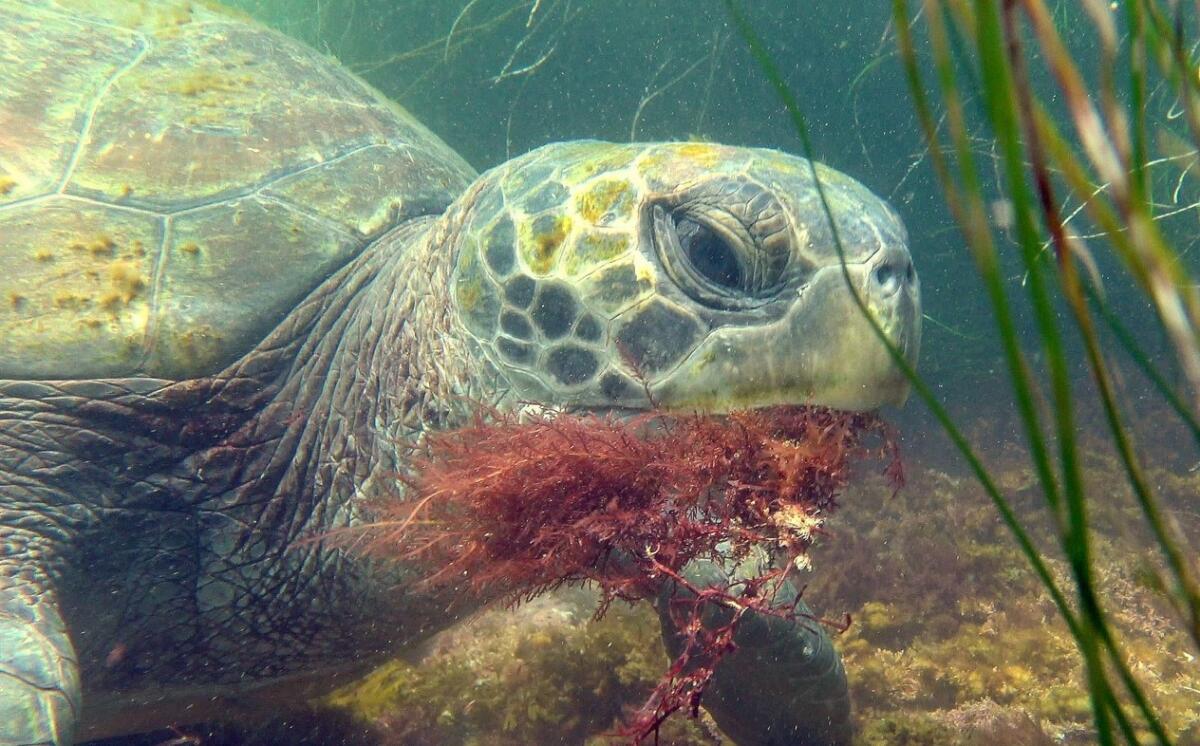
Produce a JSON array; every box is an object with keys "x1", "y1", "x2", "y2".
[{"x1": 0, "y1": 0, "x2": 475, "y2": 379}]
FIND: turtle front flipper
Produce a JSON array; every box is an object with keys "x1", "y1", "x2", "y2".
[
  {"x1": 656, "y1": 558, "x2": 852, "y2": 746},
  {"x1": 0, "y1": 541, "x2": 80, "y2": 746}
]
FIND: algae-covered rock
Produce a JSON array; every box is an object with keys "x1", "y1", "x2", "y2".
[
  {"x1": 804, "y1": 410, "x2": 1200, "y2": 743},
  {"x1": 327, "y1": 590, "x2": 725, "y2": 745},
  {"x1": 937, "y1": 700, "x2": 1054, "y2": 746},
  {"x1": 856, "y1": 710, "x2": 961, "y2": 745}
]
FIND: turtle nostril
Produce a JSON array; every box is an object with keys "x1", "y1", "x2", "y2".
[
  {"x1": 874, "y1": 263, "x2": 900, "y2": 295},
  {"x1": 906, "y1": 261, "x2": 916, "y2": 283}
]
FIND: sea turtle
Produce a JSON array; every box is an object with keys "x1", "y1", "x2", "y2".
[{"x1": 0, "y1": 2, "x2": 920, "y2": 744}]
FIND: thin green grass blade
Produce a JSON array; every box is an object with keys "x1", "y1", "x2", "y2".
[
  {"x1": 999, "y1": 5, "x2": 1183, "y2": 739},
  {"x1": 965, "y1": 1, "x2": 1114, "y2": 737},
  {"x1": 1034, "y1": 93, "x2": 1200, "y2": 663},
  {"x1": 1124, "y1": 0, "x2": 1151, "y2": 199},
  {"x1": 1039, "y1": 0, "x2": 1200, "y2": 414},
  {"x1": 902, "y1": 2, "x2": 1171, "y2": 739},
  {"x1": 1012, "y1": 0, "x2": 1200, "y2": 655}
]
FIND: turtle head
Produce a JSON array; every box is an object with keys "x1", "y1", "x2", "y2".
[{"x1": 449, "y1": 141, "x2": 920, "y2": 413}]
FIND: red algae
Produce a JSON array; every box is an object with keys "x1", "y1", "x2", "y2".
[{"x1": 360, "y1": 405, "x2": 902, "y2": 742}]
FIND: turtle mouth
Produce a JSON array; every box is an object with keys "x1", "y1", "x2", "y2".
[
  {"x1": 567, "y1": 401, "x2": 863, "y2": 421},
  {"x1": 565, "y1": 404, "x2": 645, "y2": 419}
]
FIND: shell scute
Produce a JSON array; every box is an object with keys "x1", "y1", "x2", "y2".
[
  {"x1": 0, "y1": 0, "x2": 475, "y2": 379},
  {"x1": 1, "y1": 197, "x2": 159, "y2": 376}
]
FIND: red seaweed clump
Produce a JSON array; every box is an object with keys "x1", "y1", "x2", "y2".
[{"x1": 361, "y1": 405, "x2": 902, "y2": 742}]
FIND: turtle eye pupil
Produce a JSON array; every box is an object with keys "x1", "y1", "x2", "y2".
[{"x1": 677, "y1": 217, "x2": 743, "y2": 290}]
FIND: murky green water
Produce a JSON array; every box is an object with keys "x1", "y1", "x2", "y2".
[{"x1": 3, "y1": 1, "x2": 1198, "y2": 744}]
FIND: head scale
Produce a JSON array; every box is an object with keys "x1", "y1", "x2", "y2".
[{"x1": 450, "y1": 141, "x2": 921, "y2": 413}]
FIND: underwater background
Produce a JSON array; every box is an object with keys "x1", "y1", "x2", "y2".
[{"x1": 84, "y1": 0, "x2": 1199, "y2": 743}]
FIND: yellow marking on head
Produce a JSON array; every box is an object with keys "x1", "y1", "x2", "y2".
[
  {"x1": 633, "y1": 255, "x2": 657, "y2": 284},
  {"x1": 766, "y1": 156, "x2": 804, "y2": 175},
  {"x1": 565, "y1": 232, "x2": 629, "y2": 276},
  {"x1": 576, "y1": 179, "x2": 634, "y2": 225},
  {"x1": 676, "y1": 143, "x2": 722, "y2": 166},
  {"x1": 562, "y1": 147, "x2": 637, "y2": 182},
  {"x1": 456, "y1": 279, "x2": 483, "y2": 313},
  {"x1": 524, "y1": 215, "x2": 572, "y2": 274}
]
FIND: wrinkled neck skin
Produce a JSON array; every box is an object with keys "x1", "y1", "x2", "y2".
[{"x1": 352, "y1": 188, "x2": 507, "y2": 504}]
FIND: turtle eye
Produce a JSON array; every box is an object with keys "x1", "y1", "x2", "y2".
[
  {"x1": 676, "y1": 217, "x2": 743, "y2": 290},
  {"x1": 652, "y1": 204, "x2": 779, "y2": 310}
]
